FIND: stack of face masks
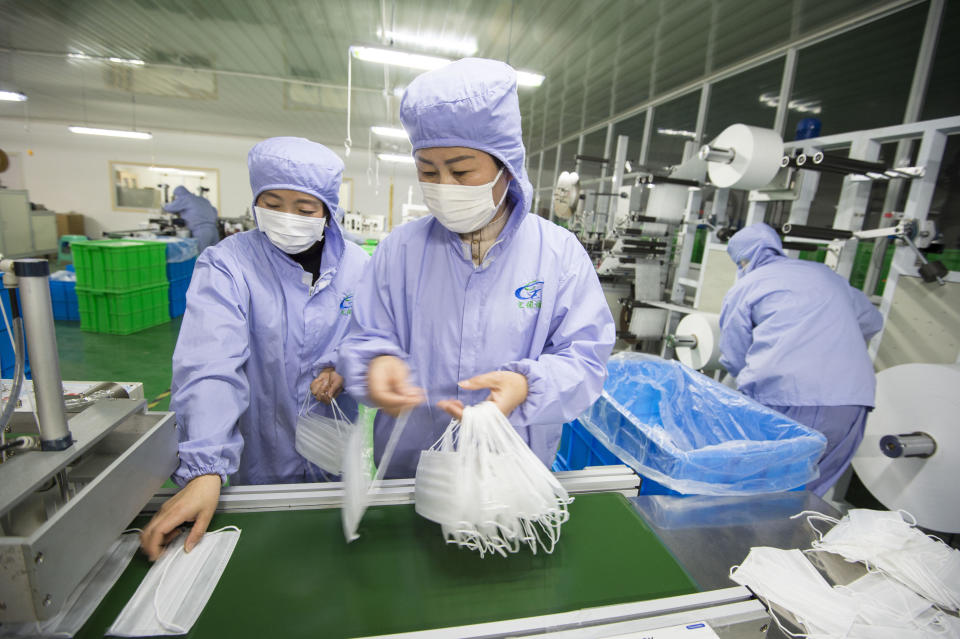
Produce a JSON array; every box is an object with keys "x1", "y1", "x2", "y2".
[
  {"x1": 731, "y1": 546, "x2": 960, "y2": 638},
  {"x1": 414, "y1": 401, "x2": 572, "y2": 558},
  {"x1": 729, "y1": 508, "x2": 960, "y2": 639},
  {"x1": 107, "y1": 527, "x2": 241, "y2": 637},
  {"x1": 295, "y1": 395, "x2": 352, "y2": 476},
  {"x1": 800, "y1": 509, "x2": 960, "y2": 612}
]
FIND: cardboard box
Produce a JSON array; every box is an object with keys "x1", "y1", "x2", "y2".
[{"x1": 56, "y1": 212, "x2": 85, "y2": 237}]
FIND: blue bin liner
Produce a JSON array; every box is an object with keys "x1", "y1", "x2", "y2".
[
  {"x1": 166, "y1": 256, "x2": 197, "y2": 282},
  {"x1": 579, "y1": 353, "x2": 826, "y2": 495},
  {"x1": 146, "y1": 236, "x2": 199, "y2": 263}
]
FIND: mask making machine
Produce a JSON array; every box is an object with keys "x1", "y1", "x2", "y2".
[{"x1": 0, "y1": 257, "x2": 177, "y2": 624}]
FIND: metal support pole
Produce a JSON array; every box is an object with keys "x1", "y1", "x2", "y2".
[
  {"x1": 773, "y1": 49, "x2": 798, "y2": 138},
  {"x1": 13, "y1": 259, "x2": 72, "y2": 450},
  {"x1": 606, "y1": 135, "x2": 630, "y2": 238}
]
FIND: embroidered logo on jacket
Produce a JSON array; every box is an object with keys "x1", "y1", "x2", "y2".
[
  {"x1": 339, "y1": 294, "x2": 354, "y2": 316},
  {"x1": 514, "y1": 280, "x2": 543, "y2": 309}
]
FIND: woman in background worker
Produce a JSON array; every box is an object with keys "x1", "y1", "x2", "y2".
[
  {"x1": 141, "y1": 137, "x2": 369, "y2": 560},
  {"x1": 162, "y1": 185, "x2": 221, "y2": 253},
  {"x1": 339, "y1": 58, "x2": 615, "y2": 478},
  {"x1": 719, "y1": 223, "x2": 883, "y2": 496}
]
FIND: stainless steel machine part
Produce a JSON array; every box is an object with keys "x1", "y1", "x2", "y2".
[
  {"x1": 0, "y1": 400, "x2": 177, "y2": 622},
  {"x1": 12, "y1": 259, "x2": 71, "y2": 450}
]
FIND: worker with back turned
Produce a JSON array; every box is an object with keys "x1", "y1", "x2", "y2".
[{"x1": 719, "y1": 223, "x2": 883, "y2": 496}]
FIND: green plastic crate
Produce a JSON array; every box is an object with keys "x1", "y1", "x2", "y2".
[
  {"x1": 71, "y1": 239, "x2": 167, "y2": 291},
  {"x1": 77, "y1": 283, "x2": 170, "y2": 335}
]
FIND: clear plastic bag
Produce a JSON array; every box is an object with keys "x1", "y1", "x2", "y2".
[
  {"x1": 580, "y1": 353, "x2": 826, "y2": 495},
  {"x1": 295, "y1": 395, "x2": 351, "y2": 476}
]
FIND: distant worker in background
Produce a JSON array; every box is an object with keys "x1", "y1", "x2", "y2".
[
  {"x1": 719, "y1": 223, "x2": 883, "y2": 496},
  {"x1": 140, "y1": 138, "x2": 369, "y2": 560},
  {"x1": 163, "y1": 185, "x2": 221, "y2": 252}
]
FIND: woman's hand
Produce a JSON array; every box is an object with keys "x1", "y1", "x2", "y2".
[
  {"x1": 311, "y1": 367, "x2": 344, "y2": 404},
  {"x1": 437, "y1": 371, "x2": 528, "y2": 420},
  {"x1": 367, "y1": 355, "x2": 425, "y2": 417},
  {"x1": 140, "y1": 474, "x2": 222, "y2": 561}
]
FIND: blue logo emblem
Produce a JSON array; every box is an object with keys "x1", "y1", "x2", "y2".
[
  {"x1": 339, "y1": 294, "x2": 353, "y2": 316},
  {"x1": 514, "y1": 280, "x2": 543, "y2": 309}
]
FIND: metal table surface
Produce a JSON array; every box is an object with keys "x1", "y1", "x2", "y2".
[{"x1": 630, "y1": 491, "x2": 868, "y2": 638}]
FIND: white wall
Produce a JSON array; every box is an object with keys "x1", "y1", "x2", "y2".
[{"x1": 0, "y1": 118, "x2": 421, "y2": 237}]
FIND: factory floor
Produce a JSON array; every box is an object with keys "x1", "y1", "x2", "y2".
[{"x1": 55, "y1": 317, "x2": 182, "y2": 411}]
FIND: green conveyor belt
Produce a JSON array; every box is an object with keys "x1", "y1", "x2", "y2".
[{"x1": 76, "y1": 492, "x2": 697, "y2": 639}]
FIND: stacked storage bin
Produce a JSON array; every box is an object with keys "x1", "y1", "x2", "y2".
[
  {"x1": 0, "y1": 274, "x2": 31, "y2": 378},
  {"x1": 167, "y1": 256, "x2": 197, "y2": 317},
  {"x1": 49, "y1": 271, "x2": 80, "y2": 320},
  {"x1": 71, "y1": 239, "x2": 170, "y2": 335}
]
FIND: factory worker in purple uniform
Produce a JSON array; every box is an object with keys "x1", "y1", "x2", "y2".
[
  {"x1": 162, "y1": 185, "x2": 221, "y2": 253},
  {"x1": 719, "y1": 223, "x2": 883, "y2": 496},
  {"x1": 339, "y1": 58, "x2": 616, "y2": 478},
  {"x1": 141, "y1": 137, "x2": 369, "y2": 560}
]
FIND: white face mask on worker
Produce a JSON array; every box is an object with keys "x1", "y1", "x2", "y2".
[
  {"x1": 420, "y1": 168, "x2": 508, "y2": 234},
  {"x1": 255, "y1": 206, "x2": 326, "y2": 254}
]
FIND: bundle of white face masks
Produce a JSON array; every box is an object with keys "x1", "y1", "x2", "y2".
[
  {"x1": 295, "y1": 395, "x2": 352, "y2": 476},
  {"x1": 797, "y1": 509, "x2": 960, "y2": 612},
  {"x1": 414, "y1": 401, "x2": 572, "y2": 558},
  {"x1": 730, "y1": 546, "x2": 960, "y2": 638}
]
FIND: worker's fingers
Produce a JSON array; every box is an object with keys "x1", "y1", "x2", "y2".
[
  {"x1": 185, "y1": 507, "x2": 214, "y2": 553},
  {"x1": 140, "y1": 509, "x2": 184, "y2": 561},
  {"x1": 458, "y1": 371, "x2": 504, "y2": 391},
  {"x1": 377, "y1": 391, "x2": 424, "y2": 417},
  {"x1": 436, "y1": 400, "x2": 465, "y2": 420}
]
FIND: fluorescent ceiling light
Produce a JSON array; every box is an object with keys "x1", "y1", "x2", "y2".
[
  {"x1": 656, "y1": 128, "x2": 698, "y2": 139},
  {"x1": 376, "y1": 28, "x2": 478, "y2": 56},
  {"x1": 377, "y1": 153, "x2": 416, "y2": 164},
  {"x1": 108, "y1": 57, "x2": 145, "y2": 66},
  {"x1": 758, "y1": 92, "x2": 822, "y2": 115},
  {"x1": 68, "y1": 126, "x2": 152, "y2": 140},
  {"x1": 353, "y1": 46, "x2": 544, "y2": 87},
  {"x1": 68, "y1": 52, "x2": 93, "y2": 60},
  {"x1": 0, "y1": 91, "x2": 27, "y2": 102},
  {"x1": 148, "y1": 167, "x2": 207, "y2": 177},
  {"x1": 352, "y1": 46, "x2": 448, "y2": 71},
  {"x1": 371, "y1": 126, "x2": 409, "y2": 139},
  {"x1": 515, "y1": 71, "x2": 545, "y2": 88}
]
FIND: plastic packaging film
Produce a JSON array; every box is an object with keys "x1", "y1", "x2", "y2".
[
  {"x1": 852, "y1": 363, "x2": 960, "y2": 534},
  {"x1": 674, "y1": 313, "x2": 722, "y2": 372},
  {"x1": 705, "y1": 124, "x2": 783, "y2": 190}
]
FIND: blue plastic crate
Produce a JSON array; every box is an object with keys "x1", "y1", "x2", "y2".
[
  {"x1": 49, "y1": 280, "x2": 80, "y2": 321},
  {"x1": 552, "y1": 419, "x2": 677, "y2": 495},
  {"x1": 168, "y1": 276, "x2": 191, "y2": 318},
  {"x1": 166, "y1": 257, "x2": 197, "y2": 282},
  {"x1": 0, "y1": 287, "x2": 31, "y2": 380}
]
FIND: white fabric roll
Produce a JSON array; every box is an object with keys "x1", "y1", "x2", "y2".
[
  {"x1": 852, "y1": 363, "x2": 960, "y2": 534},
  {"x1": 706, "y1": 124, "x2": 783, "y2": 190},
  {"x1": 674, "y1": 313, "x2": 722, "y2": 371}
]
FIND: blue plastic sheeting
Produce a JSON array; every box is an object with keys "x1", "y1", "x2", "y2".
[
  {"x1": 145, "y1": 236, "x2": 199, "y2": 263},
  {"x1": 579, "y1": 353, "x2": 827, "y2": 495}
]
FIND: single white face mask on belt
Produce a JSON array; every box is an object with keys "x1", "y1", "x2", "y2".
[
  {"x1": 255, "y1": 206, "x2": 326, "y2": 254},
  {"x1": 107, "y1": 526, "x2": 241, "y2": 637},
  {"x1": 419, "y1": 168, "x2": 508, "y2": 234}
]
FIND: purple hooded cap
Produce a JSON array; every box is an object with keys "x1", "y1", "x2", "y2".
[
  {"x1": 247, "y1": 137, "x2": 344, "y2": 214},
  {"x1": 727, "y1": 223, "x2": 786, "y2": 277},
  {"x1": 399, "y1": 58, "x2": 533, "y2": 215}
]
